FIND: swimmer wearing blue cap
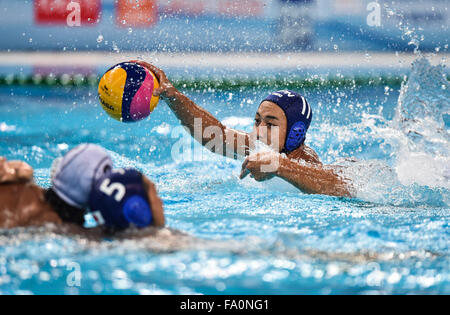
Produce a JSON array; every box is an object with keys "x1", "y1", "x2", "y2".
[
  {"x1": 0, "y1": 144, "x2": 165, "y2": 231},
  {"x1": 89, "y1": 168, "x2": 165, "y2": 232},
  {"x1": 137, "y1": 62, "x2": 352, "y2": 197}
]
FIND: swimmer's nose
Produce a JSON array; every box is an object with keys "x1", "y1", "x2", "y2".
[{"x1": 256, "y1": 126, "x2": 267, "y2": 140}]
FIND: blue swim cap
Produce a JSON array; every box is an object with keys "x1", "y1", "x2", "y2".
[
  {"x1": 262, "y1": 90, "x2": 312, "y2": 152},
  {"x1": 88, "y1": 168, "x2": 153, "y2": 230}
]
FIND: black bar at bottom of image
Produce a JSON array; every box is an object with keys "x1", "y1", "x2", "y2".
[{"x1": 168, "y1": 295, "x2": 325, "y2": 312}]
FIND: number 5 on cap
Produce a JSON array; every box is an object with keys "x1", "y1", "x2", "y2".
[{"x1": 99, "y1": 179, "x2": 126, "y2": 202}]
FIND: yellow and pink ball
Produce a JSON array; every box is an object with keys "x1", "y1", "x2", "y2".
[{"x1": 98, "y1": 62, "x2": 160, "y2": 122}]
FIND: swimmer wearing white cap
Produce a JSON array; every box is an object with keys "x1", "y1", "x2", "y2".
[
  {"x1": 137, "y1": 61, "x2": 352, "y2": 197},
  {"x1": 0, "y1": 144, "x2": 165, "y2": 230}
]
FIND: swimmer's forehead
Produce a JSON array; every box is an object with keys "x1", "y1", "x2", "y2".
[{"x1": 256, "y1": 101, "x2": 286, "y2": 121}]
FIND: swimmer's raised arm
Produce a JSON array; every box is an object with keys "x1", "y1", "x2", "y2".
[
  {"x1": 136, "y1": 61, "x2": 249, "y2": 158},
  {"x1": 137, "y1": 64, "x2": 353, "y2": 198},
  {"x1": 0, "y1": 157, "x2": 34, "y2": 184}
]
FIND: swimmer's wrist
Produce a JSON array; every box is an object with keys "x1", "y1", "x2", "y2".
[
  {"x1": 161, "y1": 86, "x2": 179, "y2": 100},
  {"x1": 275, "y1": 156, "x2": 289, "y2": 178}
]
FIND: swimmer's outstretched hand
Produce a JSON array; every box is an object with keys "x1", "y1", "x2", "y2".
[
  {"x1": 133, "y1": 61, "x2": 177, "y2": 100},
  {"x1": 0, "y1": 157, "x2": 34, "y2": 184},
  {"x1": 239, "y1": 152, "x2": 281, "y2": 182}
]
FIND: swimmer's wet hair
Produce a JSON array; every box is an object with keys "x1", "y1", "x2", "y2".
[{"x1": 45, "y1": 188, "x2": 86, "y2": 226}]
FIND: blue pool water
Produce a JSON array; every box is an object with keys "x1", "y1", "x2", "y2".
[{"x1": 0, "y1": 58, "x2": 449, "y2": 294}]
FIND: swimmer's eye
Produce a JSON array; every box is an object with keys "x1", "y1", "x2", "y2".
[
  {"x1": 266, "y1": 122, "x2": 279, "y2": 129},
  {"x1": 254, "y1": 118, "x2": 261, "y2": 126}
]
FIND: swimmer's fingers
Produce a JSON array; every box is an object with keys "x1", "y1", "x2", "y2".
[
  {"x1": 8, "y1": 161, "x2": 34, "y2": 182},
  {"x1": 152, "y1": 87, "x2": 164, "y2": 97},
  {"x1": 239, "y1": 158, "x2": 250, "y2": 179},
  {"x1": 240, "y1": 154, "x2": 260, "y2": 179},
  {"x1": 0, "y1": 160, "x2": 33, "y2": 183},
  {"x1": 134, "y1": 60, "x2": 175, "y2": 98},
  {"x1": 240, "y1": 168, "x2": 250, "y2": 180},
  {"x1": 134, "y1": 61, "x2": 166, "y2": 82},
  {"x1": 239, "y1": 153, "x2": 280, "y2": 182}
]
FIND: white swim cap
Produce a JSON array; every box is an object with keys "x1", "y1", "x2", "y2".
[{"x1": 51, "y1": 144, "x2": 113, "y2": 208}]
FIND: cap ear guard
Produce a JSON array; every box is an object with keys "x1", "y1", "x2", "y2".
[
  {"x1": 123, "y1": 195, "x2": 153, "y2": 228},
  {"x1": 285, "y1": 121, "x2": 307, "y2": 152}
]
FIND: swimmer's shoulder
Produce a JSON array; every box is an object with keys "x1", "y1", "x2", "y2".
[
  {"x1": 304, "y1": 145, "x2": 321, "y2": 163},
  {"x1": 0, "y1": 183, "x2": 62, "y2": 228},
  {"x1": 0, "y1": 182, "x2": 43, "y2": 210},
  {"x1": 291, "y1": 144, "x2": 321, "y2": 164}
]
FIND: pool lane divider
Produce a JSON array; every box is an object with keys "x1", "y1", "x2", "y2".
[{"x1": 0, "y1": 73, "x2": 429, "y2": 89}]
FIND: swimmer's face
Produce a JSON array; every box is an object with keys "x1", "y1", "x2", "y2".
[
  {"x1": 142, "y1": 176, "x2": 165, "y2": 227},
  {"x1": 251, "y1": 101, "x2": 287, "y2": 152}
]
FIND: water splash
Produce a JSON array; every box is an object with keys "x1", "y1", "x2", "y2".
[
  {"x1": 384, "y1": 3, "x2": 423, "y2": 54},
  {"x1": 391, "y1": 58, "x2": 449, "y2": 188},
  {"x1": 393, "y1": 59, "x2": 449, "y2": 148},
  {"x1": 342, "y1": 58, "x2": 449, "y2": 206}
]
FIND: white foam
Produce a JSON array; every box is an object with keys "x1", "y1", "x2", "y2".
[
  {"x1": 333, "y1": 58, "x2": 450, "y2": 205},
  {"x1": 221, "y1": 116, "x2": 254, "y2": 128},
  {"x1": 390, "y1": 58, "x2": 450, "y2": 189},
  {"x1": 152, "y1": 122, "x2": 172, "y2": 136},
  {"x1": 395, "y1": 150, "x2": 450, "y2": 189},
  {"x1": 0, "y1": 122, "x2": 16, "y2": 132}
]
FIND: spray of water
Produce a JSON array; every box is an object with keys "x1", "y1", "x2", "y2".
[
  {"x1": 391, "y1": 58, "x2": 449, "y2": 187},
  {"x1": 384, "y1": 2, "x2": 423, "y2": 54},
  {"x1": 341, "y1": 57, "x2": 449, "y2": 206}
]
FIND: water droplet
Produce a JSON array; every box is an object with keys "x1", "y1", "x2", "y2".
[{"x1": 96, "y1": 35, "x2": 104, "y2": 43}]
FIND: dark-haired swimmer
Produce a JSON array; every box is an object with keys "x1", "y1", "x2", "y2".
[
  {"x1": 0, "y1": 144, "x2": 165, "y2": 234},
  {"x1": 137, "y1": 62, "x2": 352, "y2": 197}
]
